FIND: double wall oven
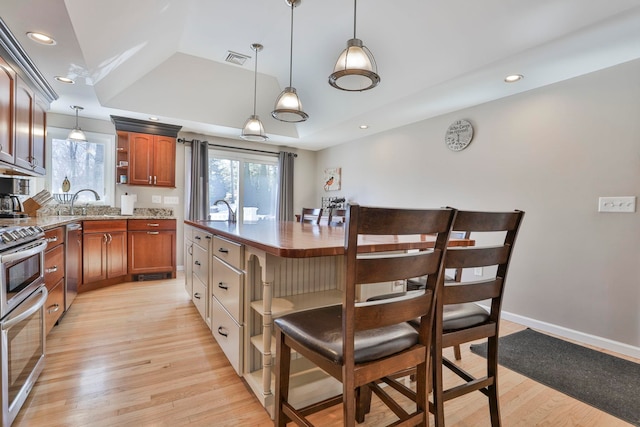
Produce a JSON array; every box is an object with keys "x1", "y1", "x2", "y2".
[{"x1": 0, "y1": 225, "x2": 47, "y2": 427}]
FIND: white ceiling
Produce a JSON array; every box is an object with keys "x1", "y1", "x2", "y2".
[{"x1": 2, "y1": 0, "x2": 640, "y2": 151}]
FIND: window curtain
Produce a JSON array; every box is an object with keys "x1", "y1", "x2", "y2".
[
  {"x1": 187, "y1": 139, "x2": 209, "y2": 220},
  {"x1": 277, "y1": 151, "x2": 295, "y2": 221}
]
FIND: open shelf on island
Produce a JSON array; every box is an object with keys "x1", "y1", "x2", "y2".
[
  {"x1": 250, "y1": 289, "x2": 342, "y2": 318},
  {"x1": 244, "y1": 356, "x2": 342, "y2": 417}
]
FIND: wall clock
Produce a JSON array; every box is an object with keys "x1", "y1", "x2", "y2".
[{"x1": 445, "y1": 119, "x2": 474, "y2": 151}]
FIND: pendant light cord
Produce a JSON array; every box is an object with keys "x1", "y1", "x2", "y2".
[
  {"x1": 253, "y1": 48, "x2": 258, "y2": 116},
  {"x1": 288, "y1": 1, "x2": 294, "y2": 87},
  {"x1": 353, "y1": 0, "x2": 357, "y2": 39}
]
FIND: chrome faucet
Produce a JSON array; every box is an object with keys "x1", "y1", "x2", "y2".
[
  {"x1": 70, "y1": 189, "x2": 100, "y2": 215},
  {"x1": 214, "y1": 199, "x2": 236, "y2": 223}
]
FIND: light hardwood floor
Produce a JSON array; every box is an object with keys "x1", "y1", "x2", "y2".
[{"x1": 14, "y1": 275, "x2": 635, "y2": 426}]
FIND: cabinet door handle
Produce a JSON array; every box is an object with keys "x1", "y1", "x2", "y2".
[
  {"x1": 103, "y1": 234, "x2": 108, "y2": 244},
  {"x1": 147, "y1": 231, "x2": 159, "y2": 235},
  {"x1": 47, "y1": 303, "x2": 60, "y2": 314},
  {"x1": 205, "y1": 235, "x2": 212, "y2": 240},
  {"x1": 146, "y1": 223, "x2": 160, "y2": 227},
  {"x1": 218, "y1": 282, "x2": 228, "y2": 290},
  {"x1": 148, "y1": 176, "x2": 152, "y2": 184},
  {"x1": 194, "y1": 260, "x2": 201, "y2": 266},
  {"x1": 107, "y1": 233, "x2": 113, "y2": 244},
  {"x1": 46, "y1": 266, "x2": 58, "y2": 273},
  {"x1": 188, "y1": 245, "x2": 193, "y2": 255},
  {"x1": 217, "y1": 327, "x2": 228, "y2": 337},
  {"x1": 194, "y1": 292, "x2": 201, "y2": 299},
  {"x1": 194, "y1": 235, "x2": 201, "y2": 240},
  {"x1": 154, "y1": 176, "x2": 157, "y2": 185},
  {"x1": 46, "y1": 236, "x2": 58, "y2": 243},
  {"x1": 218, "y1": 248, "x2": 229, "y2": 254}
]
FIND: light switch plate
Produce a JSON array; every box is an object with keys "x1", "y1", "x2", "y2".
[
  {"x1": 598, "y1": 196, "x2": 636, "y2": 213},
  {"x1": 164, "y1": 196, "x2": 179, "y2": 205}
]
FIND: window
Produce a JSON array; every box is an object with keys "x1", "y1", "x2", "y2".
[
  {"x1": 46, "y1": 127, "x2": 114, "y2": 204},
  {"x1": 208, "y1": 149, "x2": 278, "y2": 222}
]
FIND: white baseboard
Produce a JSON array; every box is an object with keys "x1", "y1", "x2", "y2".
[{"x1": 500, "y1": 310, "x2": 640, "y2": 359}]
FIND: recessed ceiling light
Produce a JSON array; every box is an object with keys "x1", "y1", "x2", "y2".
[
  {"x1": 504, "y1": 74, "x2": 524, "y2": 83},
  {"x1": 149, "y1": 116, "x2": 159, "y2": 121},
  {"x1": 26, "y1": 31, "x2": 56, "y2": 45},
  {"x1": 54, "y1": 76, "x2": 75, "y2": 84},
  {"x1": 359, "y1": 125, "x2": 369, "y2": 129}
]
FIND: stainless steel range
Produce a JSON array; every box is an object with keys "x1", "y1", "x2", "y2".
[{"x1": 0, "y1": 225, "x2": 48, "y2": 427}]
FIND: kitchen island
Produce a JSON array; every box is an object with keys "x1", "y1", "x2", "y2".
[{"x1": 184, "y1": 219, "x2": 473, "y2": 416}]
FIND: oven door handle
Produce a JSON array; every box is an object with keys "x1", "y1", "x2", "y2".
[
  {"x1": 2, "y1": 286, "x2": 48, "y2": 330},
  {"x1": 0, "y1": 239, "x2": 48, "y2": 264}
]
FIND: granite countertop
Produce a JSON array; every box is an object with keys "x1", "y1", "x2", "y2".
[{"x1": 1, "y1": 207, "x2": 175, "y2": 230}]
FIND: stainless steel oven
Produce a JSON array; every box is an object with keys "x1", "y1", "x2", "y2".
[{"x1": 0, "y1": 225, "x2": 47, "y2": 427}]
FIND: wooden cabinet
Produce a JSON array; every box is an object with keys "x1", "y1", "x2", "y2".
[
  {"x1": 115, "y1": 131, "x2": 129, "y2": 184},
  {"x1": 127, "y1": 219, "x2": 176, "y2": 277},
  {"x1": 44, "y1": 227, "x2": 65, "y2": 335},
  {"x1": 0, "y1": 27, "x2": 53, "y2": 175},
  {"x1": 82, "y1": 220, "x2": 127, "y2": 285},
  {"x1": 0, "y1": 56, "x2": 15, "y2": 164},
  {"x1": 127, "y1": 132, "x2": 175, "y2": 187},
  {"x1": 13, "y1": 76, "x2": 46, "y2": 175}
]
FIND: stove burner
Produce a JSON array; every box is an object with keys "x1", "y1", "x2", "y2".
[{"x1": 0, "y1": 225, "x2": 45, "y2": 251}]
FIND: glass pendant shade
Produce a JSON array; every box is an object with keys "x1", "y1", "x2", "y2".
[
  {"x1": 241, "y1": 43, "x2": 268, "y2": 141},
  {"x1": 329, "y1": 0, "x2": 380, "y2": 92},
  {"x1": 272, "y1": 87, "x2": 308, "y2": 122},
  {"x1": 241, "y1": 115, "x2": 267, "y2": 141},
  {"x1": 68, "y1": 105, "x2": 87, "y2": 142},
  {"x1": 272, "y1": 0, "x2": 308, "y2": 123},
  {"x1": 329, "y1": 38, "x2": 380, "y2": 91}
]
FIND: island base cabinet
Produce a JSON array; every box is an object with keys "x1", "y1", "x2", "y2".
[
  {"x1": 211, "y1": 296, "x2": 243, "y2": 376},
  {"x1": 192, "y1": 273, "x2": 209, "y2": 327}
]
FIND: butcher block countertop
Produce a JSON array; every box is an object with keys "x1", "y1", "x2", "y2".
[{"x1": 185, "y1": 219, "x2": 474, "y2": 258}]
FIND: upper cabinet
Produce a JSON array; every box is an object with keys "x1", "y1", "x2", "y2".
[
  {"x1": 0, "y1": 56, "x2": 15, "y2": 164},
  {"x1": 14, "y1": 77, "x2": 47, "y2": 174},
  {"x1": 0, "y1": 18, "x2": 57, "y2": 176},
  {"x1": 111, "y1": 116, "x2": 181, "y2": 188}
]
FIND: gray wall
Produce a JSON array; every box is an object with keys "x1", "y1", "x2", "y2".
[{"x1": 316, "y1": 59, "x2": 640, "y2": 354}]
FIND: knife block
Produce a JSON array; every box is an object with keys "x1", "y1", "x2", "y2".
[{"x1": 22, "y1": 198, "x2": 42, "y2": 217}]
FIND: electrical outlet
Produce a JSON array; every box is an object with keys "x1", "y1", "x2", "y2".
[
  {"x1": 598, "y1": 196, "x2": 636, "y2": 213},
  {"x1": 151, "y1": 195, "x2": 161, "y2": 203},
  {"x1": 164, "y1": 196, "x2": 179, "y2": 205}
]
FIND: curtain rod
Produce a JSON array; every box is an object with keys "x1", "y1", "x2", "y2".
[{"x1": 177, "y1": 138, "x2": 297, "y2": 157}]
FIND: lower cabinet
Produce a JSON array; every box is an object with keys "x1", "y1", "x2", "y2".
[
  {"x1": 82, "y1": 220, "x2": 127, "y2": 285},
  {"x1": 211, "y1": 235, "x2": 244, "y2": 375},
  {"x1": 127, "y1": 219, "x2": 176, "y2": 278},
  {"x1": 44, "y1": 227, "x2": 65, "y2": 335},
  {"x1": 211, "y1": 297, "x2": 243, "y2": 375}
]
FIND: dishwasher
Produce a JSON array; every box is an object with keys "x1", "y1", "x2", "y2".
[{"x1": 65, "y1": 222, "x2": 82, "y2": 311}]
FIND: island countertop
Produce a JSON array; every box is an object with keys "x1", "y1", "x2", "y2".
[{"x1": 185, "y1": 219, "x2": 474, "y2": 258}]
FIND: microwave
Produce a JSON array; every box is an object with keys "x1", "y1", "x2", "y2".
[{"x1": 0, "y1": 177, "x2": 30, "y2": 195}]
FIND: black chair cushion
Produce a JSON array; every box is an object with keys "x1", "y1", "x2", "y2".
[
  {"x1": 274, "y1": 305, "x2": 419, "y2": 365},
  {"x1": 442, "y1": 303, "x2": 490, "y2": 331}
]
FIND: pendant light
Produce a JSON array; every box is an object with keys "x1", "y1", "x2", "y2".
[
  {"x1": 329, "y1": 0, "x2": 380, "y2": 91},
  {"x1": 272, "y1": 0, "x2": 308, "y2": 123},
  {"x1": 68, "y1": 105, "x2": 87, "y2": 142},
  {"x1": 241, "y1": 43, "x2": 268, "y2": 141}
]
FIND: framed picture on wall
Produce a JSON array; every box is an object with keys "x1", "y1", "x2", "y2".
[{"x1": 324, "y1": 167, "x2": 341, "y2": 191}]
